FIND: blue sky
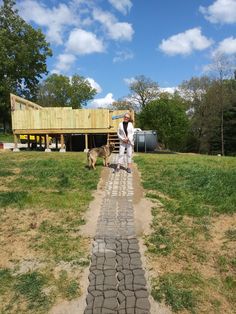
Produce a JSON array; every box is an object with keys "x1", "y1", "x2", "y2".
[{"x1": 13, "y1": 0, "x2": 236, "y2": 107}]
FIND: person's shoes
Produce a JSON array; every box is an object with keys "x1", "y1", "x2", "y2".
[{"x1": 127, "y1": 168, "x2": 132, "y2": 173}]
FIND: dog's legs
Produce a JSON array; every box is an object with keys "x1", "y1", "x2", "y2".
[
  {"x1": 91, "y1": 156, "x2": 96, "y2": 170},
  {"x1": 87, "y1": 154, "x2": 92, "y2": 169},
  {"x1": 105, "y1": 157, "x2": 109, "y2": 167},
  {"x1": 107, "y1": 156, "x2": 110, "y2": 167}
]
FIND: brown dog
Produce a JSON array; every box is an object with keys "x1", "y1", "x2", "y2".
[{"x1": 87, "y1": 143, "x2": 115, "y2": 170}]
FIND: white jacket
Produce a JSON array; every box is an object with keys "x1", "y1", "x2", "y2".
[{"x1": 117, "y1": 122, "x2": 134, "y2": 146}]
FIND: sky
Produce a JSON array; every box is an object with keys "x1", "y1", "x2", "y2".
[{"x1": 12, "y1": 0, "x2": 236, "y2": 107}]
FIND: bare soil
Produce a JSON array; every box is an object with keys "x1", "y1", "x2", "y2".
[{"x1": 132, "y1": 164, "x2": 172, "y2": 314}]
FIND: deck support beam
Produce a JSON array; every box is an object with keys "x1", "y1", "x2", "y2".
[
  {"x1": 45, "y1": 134, "x2": 51, "y2": 152},
  {"x1": 13, "y1": 134, "x2": 20, "y2": 152},
  {"x1": 59, "y1": 134, "x2": 66, "y2": 152},
  {"x1": 27, "y1": 135, "x2": 31, "y2": 150},
  {"x1": 84, "y1": 134, "x2": 89, "y2": 152}
]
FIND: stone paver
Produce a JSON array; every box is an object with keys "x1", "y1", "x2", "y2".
[{"x1": 84, "y1": 155, "x2": 150, "y2": 313}]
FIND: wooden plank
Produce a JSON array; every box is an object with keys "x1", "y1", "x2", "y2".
[
  {"x1": 14, "y1": 128, "x2": 114, "y2": 134},
  {"x1": 11, "y1": 98, "x2": 134, "y2": 133},
  {"x1": 10, "y1": 93, "x2": 42, "y2": 110}
]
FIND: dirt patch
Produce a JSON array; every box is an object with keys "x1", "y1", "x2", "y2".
[
  {"x1": 79, "y1": 166, "x2": 108, "y2": 238},
  {"x1": 132, "y1": 163, "x2": 153, "y2": 236},
  {"x1": 141, "y1": 195, "x2": 236, "y2": 313},
  {"x1": 0, "y1": 208, "x2": 57, "y2": 268},
  {"x1": 51, "y1": 167, "x2": 109, "y2": 314},
  {"x1": 132, "y1": 165, "x2": 172, "y2": 314},
  {"x1": 210, "y1": 214, "x2": 236, "y2": 247},
  {"x1": 147, "y1": 189, "x2": 173, "y2": 201},
  {"x1": 146, "y1": 211, "x2": 236, "y2": 275}
]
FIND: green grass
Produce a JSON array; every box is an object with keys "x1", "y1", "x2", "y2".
[
  {"x1": 0, "y1": 151, "x2": 102, "y2": 313},
  {"x1": 14, "y1": 272, "x2": 52, "y2": 311},
  {"x1": 135, "y1": 153, "x2": 236, "y2": 313},
  {"x1": 151, "y1": 272, "x2": 203, "y2": 313},
  {"x1": 0, "y1": 269, "x2": 53, "y2": 313},
  {"x1": 0, "y1": 133, "x2": 14, "y2": 143},
  {"x1": 0, "y1": 269, "x2": 14, "y2": 294},
  {"x1": 55, "y1": 271, "x2": 80, "y2": 300},
  {"x1": 0, "y1": 191, "x2": 30, "y2": 208},
  {"x1": 0, "y1": 152, "x2": 100, "y2": 210},
  {"x1": 135, "y1": 154, "x2": 236, "y2": 216}
]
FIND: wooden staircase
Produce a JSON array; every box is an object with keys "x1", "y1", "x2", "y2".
[{"x1": 107, "y1": 132, "x2": 119, "y2": 153}]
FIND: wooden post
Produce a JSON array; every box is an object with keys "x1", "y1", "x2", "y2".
[
  {"x1": 59, "y1": 134, "x2": 66, "y2": 152},
  {"x1": 55, "y1": 136, "x2": 58, "y2": 150},
  {"x1": 45, "y1": 134, "x2": 51, "y2": 152},
  {"x1": 27, "y1": 135, "x2": 30, "y2": 150},
  {"x1": 84, "y1": 134, "x2": 89, "y2": 152},
  {"x1": 69, "y1": 135, "x2": 72, "y2": 151},
  {"x1": 13, "y1": 134, "x2": 20, "y2": 152},
  {"x1": 39, "y1": 135, "x2": 42, "y2": 150}
]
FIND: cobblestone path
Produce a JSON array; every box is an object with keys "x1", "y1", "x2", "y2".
[{"x1": 84, "y1": 157, "x2": 150, "y2": 314}]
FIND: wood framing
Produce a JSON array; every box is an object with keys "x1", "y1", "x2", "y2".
[
  {"x1": 11, "y1": 94, "x2": 134, "y2": 133},
  {"x1": 10, "y1": 94, "x2": 134, "y2": 151}
]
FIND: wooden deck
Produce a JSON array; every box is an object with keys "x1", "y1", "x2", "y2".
[{"x1": 10, "y1": 94, "x2": 133, "y2": 151}]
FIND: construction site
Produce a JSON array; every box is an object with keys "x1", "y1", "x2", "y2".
[{"x1": 10, "y1": 94, "x2": 134, "y2": 152}]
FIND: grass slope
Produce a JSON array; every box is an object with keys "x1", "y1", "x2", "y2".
[
  {"x1": 0, "y1": 151, "x2": 102, "y2": 313},
  {"x1": 135, "y1": 153, "x2": 236, "y2": 314}
]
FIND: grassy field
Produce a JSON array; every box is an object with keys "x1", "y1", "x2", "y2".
[
  {"x1": 135, "y1": 153, "x2": 236, "y2": 314},
  {"x1": 0, "y1": 133, "x2": 14, "y2": 143},
  {"x1": 0, "y1": 151, "x2": 101, "y2": 313}
]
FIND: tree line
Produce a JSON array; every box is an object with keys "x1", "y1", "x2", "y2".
[
  {"x1": 0, "y1": 0, "x2": 235, "y2": 155},
  {"x1": 115, "y1": 73, "x2": 236, "y2": 156}
]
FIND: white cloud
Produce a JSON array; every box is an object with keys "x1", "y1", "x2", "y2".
[
  {"x1": 108, "y1": 0, "x2": 132, "y2": 15},
  {"x1": 67, "y1": 28, "x2": 105, "y2": 55},
  {"x1": 160, "y1": 87, "x2": 178, "y2": 94},
  {"x1": 123, "y1": 77, "x2": 136, "y2": 85},
  {"x1": 213, "y1": 37, "x2": 236, "y2": 55},
  {"x1": 52, "y1": 54, "x2": 76, "y2": 73},
  {"x1": 159, "y1": 27, "x2": 213, "y2": 56},
  {"x1": 86, "y1": 78, "x2": 102, "y2": 93},
  {"x1": 89, "y1": 93, "x2": 115, "y2": 108},
  {"x1": 17, "y1": 0, "x2": 77, "y2": 45},
  {"x1": 50, "y1": 69, "x2": 61, "y2": 75},
  {"x1": 93, "y1": 8, "x2": 134, "y2": 41},
  {"x1": 109, "y1": 22, "x2": 134, "y2": 41},
  {"x1": 200, "y1": 0, "x2": 236, "y2": 24},
  {"x1": 113, "y1": 50, "x2": 134, "y2": 63}
]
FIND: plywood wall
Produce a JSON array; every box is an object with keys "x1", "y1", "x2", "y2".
[
  {"x1": 12, "y1": 108, "x2": 110, "y2": 130},
  {"x1": 10, "y1": 94, "x2": 134, "y2": 132}
]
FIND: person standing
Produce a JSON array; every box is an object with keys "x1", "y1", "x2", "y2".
[{"x1": 116, "y1": 112, "x2": 134, "y2": 173}]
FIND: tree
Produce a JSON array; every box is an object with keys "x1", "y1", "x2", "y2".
[
  {"x1": 37, "y1": 74, "x2": 97, "y2": 108},
  {"x1": 0, "y1": 0, "x2": 52, "y2": 131},
  {"x1": 128, "y1": 75, "x2": 159, "y2": 109},
  {"x1": 208, "y1": 78, "x2": 236, "y2": 155},
  {"x1": 110, "y1": 99, "x2": 136, "y2": 111},
  {"x1": 138, "y1": 95, "x2": 189, "y2": 151},
  {"x1": 207, "y1": 53, "x2": 236, "y2": 155},
  {"x1": 179, "y1": 76, "x2": 218, "y2": 153},
  {"x1": 179, "y1": 72, "x2": 236, "y2": 155}
]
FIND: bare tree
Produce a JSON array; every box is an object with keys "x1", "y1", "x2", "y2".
[
  {"x1": 109, "y1": 99, "x2": 136, "y2": 111},
  {"x1": 128, "y1": 75, "x2": 159, "y2": 109},
  {"x1": 179, "y1": 76, "x2": 214, "y2": 152},
  {"x1": 208, "y1": 53, "x2": 236, "y2": 155}
]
